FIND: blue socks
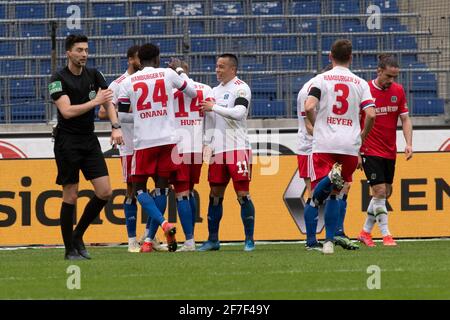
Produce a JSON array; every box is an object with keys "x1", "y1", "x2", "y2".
[
  {"x1": 123, "y1": 197, "x2": 137, "y2": 238},
  {"x1": 304, "y1": 198, "x2": 319, "y2": 246},
  {"x1": 207, "y1": 196, "x2": 223, "y2": 242},
  {"x1": 324, "y1": 195, "x2": 339, "y2": 241},
  {"x1": 147, "y1": 188, "x2": 168, "y2": 240},
  {"x1": 336, "y1": 194, "x2": 348, "y2": 236},
  {"x1": 312, "y1": 176, "x2": 333, "y2": 205},
  {"x1": 190, "y1": 191, "x2": 197, "y2": 233},
  {"x1": 136, "y1": 190, "x2": 165, "y2": 227},
  {"x1": 239, "y1": 195, "x2": 255, "y2": 241},
  {"x1": 177, "y1": 196, "x2": 193, "y2": 240}
]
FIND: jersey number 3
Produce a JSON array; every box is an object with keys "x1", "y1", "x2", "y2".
[
  {"x1": 133, "y1": 80, "x2": 168, "y2": 111},
  {"x1": 332, "y1": 83, "x2": 349, "y2": 115}
]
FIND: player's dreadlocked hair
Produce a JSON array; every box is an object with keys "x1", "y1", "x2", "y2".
[{"x1": 378, "y1": 54, "x2": 400, "y2": 69}]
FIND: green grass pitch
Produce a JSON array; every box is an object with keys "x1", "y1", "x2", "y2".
[{"x1": 1, "y1": 240, "x2": 450, "y2": 300}]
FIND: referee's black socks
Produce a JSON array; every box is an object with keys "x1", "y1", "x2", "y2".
[
  {"x1": 60, "y1": 202, "x2": 75, "y2": 251},
  {"x1": 73, "y1": 195, "x2": 108, "y2": 239}
]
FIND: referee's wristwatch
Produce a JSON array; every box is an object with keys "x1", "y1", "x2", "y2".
[{"x1": 111, "y1": 122, "x2": 121, "y2": 129}]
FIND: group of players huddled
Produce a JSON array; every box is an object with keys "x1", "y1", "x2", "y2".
[{"x1": 50, "y1": 35, "x2": 412, "y2": 259}]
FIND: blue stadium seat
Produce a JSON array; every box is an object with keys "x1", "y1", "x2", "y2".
[
  {"x1": 230, "y1": 38, "x2": 256, "y2": 51},
  {"x1": 292, "y1": 1, "x2": 321, "y2": 14},
  {"x1": 0, "y1": 60, "x2": 26, "y2": 75},
  {"x1": 31, "y1": 41, "x2": 51, "y2": 55},
  {"x1": 322, "y1": 36, "x2": 338, "y2": 51},
  {"x1": 251, "y1": 100, "x2": 285, "y2": 118},
  {"x1": 354, "y1": 36, "x2": 378, "y2": 50},
  {"x1": 93, "y1": 3, "x2": 126, "y2": 17},
  {"x1": 132, "y1": 2, "x2": 165, "y2": 16},
  {"x1": 188, "y1": 21, "x2": 205, "y2": 34},
  {"x1": 110, "y1": 40, "x2": 134, "y2": 54},
  {"x1": 399, "y1": 54, "x2": 417, "y2": 66},
  {"x1": 361, "y1": 55, "x2": 378, "y2": 68},
  {"x1": 261, "y1": 20, "x2": 287, "y2": 33},
  {"x1": 16, "y1": 4, "x2": 45, "y2": 19},
  {"x1": 0, "y1": 4, "x2": 5, "y2": 19},
  {"x1": 21, "y1": 24, "x2": 47, "y2": 37},
  {"x1": 342, "y1": 19, "x2": 364, "y2": 32},
  {"x1": 383, "y1": 24, "x2": 407, "y2": 32},
  {"x1": 370, "y1": 0, "x2": 399, "y2": 13},
  {"x1": 411, "y1": 72, "x2": 437, "y2": 91},
  {"x1": 332, "y1": 0, "x2": 360, "y2": 14},
  {"x1": 252, "y1": 1, "x2": 283, "y2": 15},
  {"x1": 410, "y1": 91, "x2": 437, "y2": 98},
  {"x1": 100, "y1": 22, "x2": 126, "y2": 36},
  {"x1": 0, "y1": 24, "x2": 5, "y2": 37},
  {"x1": 292, "y1": 74, "x2": 314, "y2": 92},
  {"x1": 282, "y1": 56, "x2": 307, "y2": 70},
  {"x1": 10, "y1": 79, "x2": 35, "y2": 99},
  {"x1": 191, "y1": 39, "x2": 216, "y2": 52},
  {"x1": 296, "y1": 19, "x2": 317, "y2": 33},
  {"x1": 272, "y1": 37, "x2": 297, "y2": 51},
  {"x1": 393, "y1": 36, "x2": 417, "y2": 50},
  {"x1": 242, "y1": 63, "x2": 264, "y2": 71},
  {"x1": 154, "y1": 39, "x2": 177, "y2": 52},
  {"x1": 213, "y1": 2, "x2": 244, "y2": 15},
  {"x1": 0, "y1": 42, "x2": 16, "y2": 56},
  {"x1": 141, "y1": 22, "x2": 166, "y2": 35},
  {"x1": 0, "y1": 106, "x2": 4, "y2": 123},
  {"x1": 172, "y1": 2, "x2": 204, "y2": 15},
  {"x1": 222, "y1": 20, "x2": 246, "y2": 34},
  {"x1": 37, "y1": 59, "x2": 52, "y2": 75},
  {"x1": 54, "y1": 3, "x2": 86, "y2": 18},
  {"x1": 412, "y1": 98, "x2": 445, "y2": 116},
  {"x1": 11, "y1": 103, "x2": 46, "y2": 123}
]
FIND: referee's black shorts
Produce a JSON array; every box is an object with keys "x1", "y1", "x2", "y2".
[
  {"x1": 54, "y1": 133, "x2": 109, "y2": 185},
  {"x1": 361, "y1": 155, "x2": 396, "y2": 186}
]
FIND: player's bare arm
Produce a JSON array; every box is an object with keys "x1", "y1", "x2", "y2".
[
  {"x1": 54, "y1": 88, "x2": 113, "y2": 119},
  {"x1": 105, "y1": 100, "x2": 124, "y2": 146},
  {"x1": 400, "y1": 113, "x2": 413, "y2": 160},
  {"x1": 98, "y1": 105, "x2": 109, "y2": 120},
  {"x1": 360, "y1": 106, "x2": 376, "y2": 143},
  {"x1": 304, "y1": 117, "x2": 314, "y2": 136},
  {"x1": 304, "y1": 95, "x2": 318, "y2": 126},
  {"x1": 200, "y1": 100, "x2": 247, "y2": 121}
]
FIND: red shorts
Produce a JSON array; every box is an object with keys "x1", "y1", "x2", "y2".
[
  {"x1": 310, "y1": 153, "x2": 358, "y2": 190},
  {"x1": 208, "y1": 150, "x2": 252, "y2": 190},
  {"x1": 121, "y1": 155, "x2": 146, "y2": 183},
  {"x1": 131, "y1": 144, "x2": 179, "y2": 179},
  {"x1": 297, "y1": 154, "x2": 312, "y2": 179},
  {"x1": 171, "y1": 153, "x2": 203, "y2": 193}
]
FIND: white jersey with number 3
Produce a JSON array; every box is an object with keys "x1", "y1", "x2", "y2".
[
  {"x1": 310, "y1": 66, "x2": 375, "y2": 156},
  {"x1": 211, "y1": 76, "x2": 251, "y2": 154},
  {"x1": 174, "y1": 81, "x2": 214, "y2": 154},
  {"x1": 118, "y1": 66, "x2": 195, "y2": 150}
]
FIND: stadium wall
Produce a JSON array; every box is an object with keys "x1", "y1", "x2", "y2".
[{"x1": 0, "y1": 130, "x2": 449, "y2": 246}]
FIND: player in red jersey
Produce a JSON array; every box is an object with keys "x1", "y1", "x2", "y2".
[{"x1": 357, "y1": 54, "x2": 413, "y2": 247}]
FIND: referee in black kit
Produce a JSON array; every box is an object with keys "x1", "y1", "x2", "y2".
[{"x1": 49, "y1": 34, "x2": 123, "y2": 260}]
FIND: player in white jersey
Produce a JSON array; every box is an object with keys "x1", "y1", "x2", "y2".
[
  {"x1": 168, "y1": 61, "x2": 214, "y2": 251},
  {"x1": 304, "y1": 39, "x2": 376, "y2": 254},
  {"x1": 117, "y1": 43, "x2": 197, "y2": 252},
  {"x1": 99, "y1": 46, "x2": 169, "y2": 253},
  {"x1": 99, "y1": 45, "x2": 143, "y2": 253},
  {"x1": 198, "y1": 53, "x2": 255, "y2": 252}
]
